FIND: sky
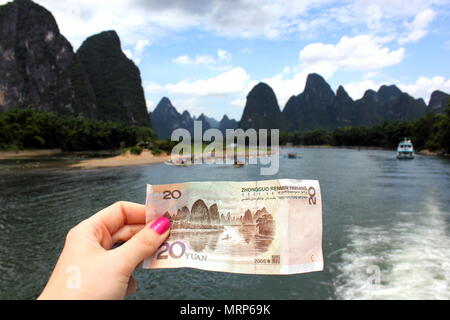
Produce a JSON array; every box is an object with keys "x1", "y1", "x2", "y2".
[{"x1": 3, "y1": 0, "x2": 450, "y2": 120}]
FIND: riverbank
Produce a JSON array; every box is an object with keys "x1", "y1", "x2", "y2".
[
  {"x1": 1, "y1": 145, "x2": 448, "y2": 171},
  {"x1": 68, "y1": 150, "x2": 171, "y2": 169},
  {"x1": 282, "y1": 144, "x2": 450, "y2": 157},
  {"x1": 282, "y1": 145, "x2": 387, "y2": 150},
  {"x1": 416, "y1": 149, "x2": 450, "y2": 157},
  {"x1": 0, "y1": 149, "x2": 63, "y2": 160},
  {"x1": 0, "y1": 148, "x2": 273, "y2": 170},
  {"x1": 0, "y1": 149, "x2": 170, "y2": 169}
]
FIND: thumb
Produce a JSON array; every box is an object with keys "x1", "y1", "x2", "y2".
[{"x1": 113, "y1": 217, "x2": 171, "y2": 274}]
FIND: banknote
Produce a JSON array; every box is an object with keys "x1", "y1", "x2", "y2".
[{"x1": 143, "y1": 179, "x2": 323, "y2": 275}]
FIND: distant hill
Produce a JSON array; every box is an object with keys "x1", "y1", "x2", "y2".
[
  {"x1": 428, "y1": 90, "x2": 450, "y2": 114},
  {"x1": 282, "y1": 73, "x2": 336, "y2": 131},
  {"x1": 240, "y1": 73, "x2": 445, "y2": 132},
  {"x1": 152, "y1": 76, "x2": 448, "y2": 139},
  {"x1": 193, "y1": 114, "x2": 213, "y2": 133},
  {"x1": 195, "y1": 114, "x2": 220, "y2": 129},
  {"x1": 349, "y1": 85, "x2": 427, "y2": 126},
  {"x1": 0, "y1": 0, "x2": 96, "y2": 117},
  {"x1": 150, "y1": 97, "x2": 194, "y2": 138},
  {"x1": 331, "y1": 85, "x2": 357, "y2": 127},
  {"x1": 219, "y1": 115, "x2": 238, "y2": 134},
  {"x1": 150, "y1": 97, "x2": 238, "y2": 139},
  {"x1": 0, "y1": 0, "x2": 150, "y2": 127},
  {"x1": 239, "y1": 82, "x2": 284, "y2": 130},
  {"x1": 76, "y1": 30, "x2": 150, "y2": 126},
  {"x1": 2, "y1": 1, "x2": 447, "y2": 135}
]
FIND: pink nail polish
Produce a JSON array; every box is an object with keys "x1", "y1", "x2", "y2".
[{"x1": 149, "y1": 217, "x2": 170, "y2": 235}]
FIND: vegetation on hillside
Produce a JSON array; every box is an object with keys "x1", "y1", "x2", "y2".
[
  {"x1": 280, "y1": 107, "x2": 450, "y2": 154},
  {"x1": 0, "y1": 109, "x2": 156, "y2": 151},
  {"x1": 1, "y1": 105, "x2": 449, "y2": 156}
]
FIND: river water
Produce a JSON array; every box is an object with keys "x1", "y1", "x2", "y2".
[{"x1": 0, "y1": 148, "x2": 449, "y2": 299}]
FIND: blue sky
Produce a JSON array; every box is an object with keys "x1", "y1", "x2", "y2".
[{"x1": 7, "y1": 0, "x2": 450, "y2": 121}]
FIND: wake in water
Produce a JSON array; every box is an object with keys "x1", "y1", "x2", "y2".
[{"x1": 334, "y1": 201, "x2": 450, "y2": 299}]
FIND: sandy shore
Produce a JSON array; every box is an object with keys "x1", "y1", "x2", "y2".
[
  {"x1": 69, "y1": 151, "x2": 171, "y2": 169},
  {"x1": 416, "y1": 149, "x2": 449, "y2": 157},
  {"x1": 0, "y1": 148, "x2": 275, "y2": 170}
]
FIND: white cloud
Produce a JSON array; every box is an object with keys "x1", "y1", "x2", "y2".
[
  {"x1": 125, "y1": 39, "x2": 150, "y2": 64},
  {"x1": 30, "y1": 0, "x2": 165, "y2": 49},
  {"x1": 130, "y1": 0, "x2": 321, "y2": 39},
  {"x1": 398, "y1": 9, "x2": 436, "y2": 44},
  {"x1": 366, "y1": 5, "x2": 382, "y2": 31},
  {"x1": 172, "y1": 55, "x2": 192, "y2": 65},
  {"x1": 217, "y1": 49, "x2": 232, "y2": 62},
  {"x1": 344, "y1": 79, "x2": 382, "y2": 100},
  {"x1": 145, "y1": 82, "x2": 164, "y2": 92},
  {"x1": 261, "y1": 71, "x2": 309, "y2": 107},
  {"x1": 254, "y1": 34, "x2": 405, "y2": 106},
  {"x1": 123, "y1": 49, "x2": 133, "y2": 60},
  {"x1": 40, "y1": 0, "x2": 305, "y2": 50},
  {"x1": 230, "y1": 98, "x2": 246, "y2": 108},
  {"x1": 136, "y1": 39, "x2": 150, "y2": 52},
  {"x1": 146, "y1": 27, "x2": 441, "y2": 112},
  {"x1": 147, "y1": 67, "x2": 251, "y2": 97},
  {"x1": 209, "y1": 64, "x2": 234, "y2": 72},
  {"x1": 15, "y1": 0, "x2": 442, "y2": 52},
  {"x1": 171, "y1": 97, "x2": 203, "y2": 115},
  {"x1": 282, "y1": 66, "x2": 293, "y2": 74},
  {"x1": 172, "y1": 49, "x2": 232, "y2": 66},
  {"x1": 399, "y1": 76, "x2": 450, "y2": 102},
  {"x1": 133, "y1": 39, "x2": 150, "y2": 63},
  {"x1": 300, "y1": 35, "x2": 405, "y2": 72},
  {"x1": 194, "y1": 54, "x2": 216, "y2": 65},
  {"x1": 343, "y1": 75, "x2": 450, "y2": 102},
  {"x1": 363, "y1": 71, "x2": 381, "y2": 79},
  {"x1": 146, "y1": 99, "x2": 155, "y2": 112}
]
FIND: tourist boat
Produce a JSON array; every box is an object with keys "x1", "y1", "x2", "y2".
[
  {"x1": 164, "y1": 159, "x2": 192, "y2": 166},
  {"x1": 233, "y1": 155, "x2": 245, "y2": 167},
  {"x1": 396, "y1": 138, "x2": 414, "y2": 159},
  {"x1": 233, "y1": 162, "x2": 244, "y2": 168}
]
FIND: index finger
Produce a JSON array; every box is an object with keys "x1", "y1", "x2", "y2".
[{"x1": 87, "y1": 201, "x2": 146, "y2": 235}]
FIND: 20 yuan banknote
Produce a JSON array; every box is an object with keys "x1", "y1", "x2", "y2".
[{"x1": 143, "y1": 179, "x2": 323, "y2": 275}]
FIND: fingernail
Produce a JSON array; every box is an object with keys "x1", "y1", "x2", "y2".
[{"x1": 149, "y1": 217, "x2": 170, "y2": 235}]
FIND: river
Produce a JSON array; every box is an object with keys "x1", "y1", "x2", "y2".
[{"x1": 0, "y1": 148, "x2": 449, "y2": 299}]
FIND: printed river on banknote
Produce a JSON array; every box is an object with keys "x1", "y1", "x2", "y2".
[{"x1": 143, "y1": 179, "x2": 323, "y2": 275}]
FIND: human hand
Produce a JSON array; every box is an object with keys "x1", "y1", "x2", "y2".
[{"x1": 38, "y1": 201, "x2": 170, "y2": 300}]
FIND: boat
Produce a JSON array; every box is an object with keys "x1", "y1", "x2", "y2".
[
  {"x1": 287, "y1": 153, "x2": 298, "y2": 159},
  {"x1": 164, "y1": 159, "x2": 192, "y2": 166},
  {"x1": 396, "y1": 138, "x2": 414, "y2": 159},
  {"x1": 233, "y1": 154, "x2": 245, "y2": 167}
]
